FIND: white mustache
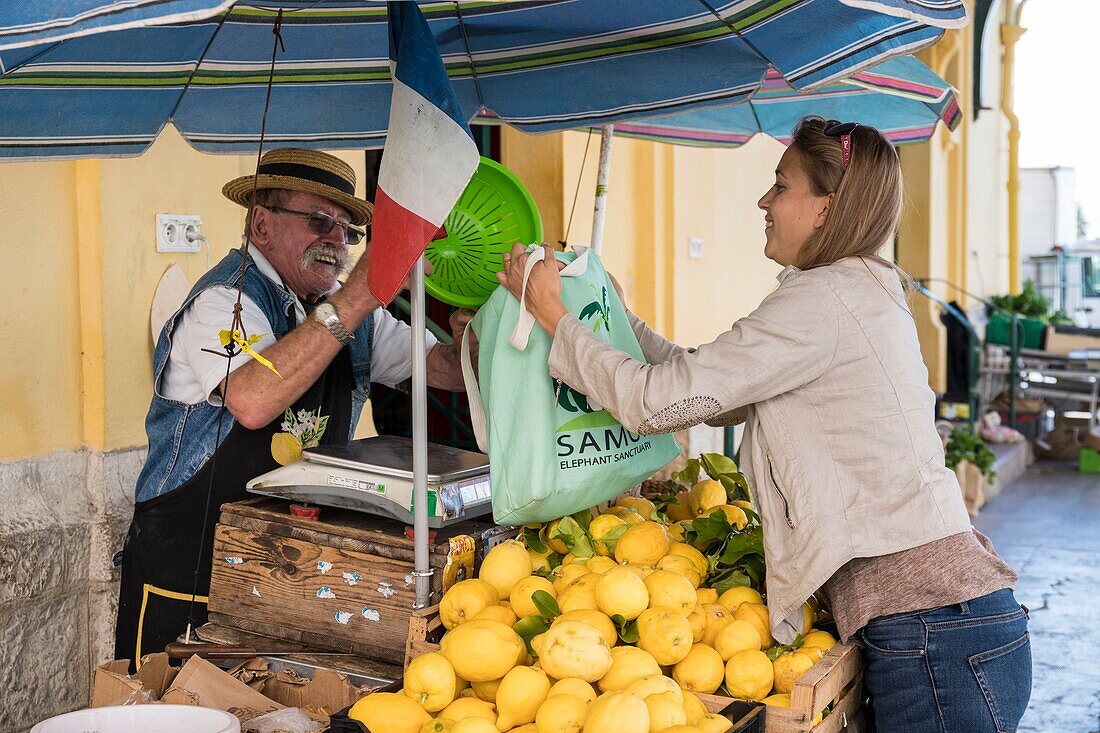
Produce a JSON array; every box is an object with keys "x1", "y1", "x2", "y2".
[{"x1": 301, "y1": 245, "x2": 352, "y2": 275}]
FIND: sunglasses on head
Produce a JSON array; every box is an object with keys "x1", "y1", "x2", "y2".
[
  {"x1": 825, "y1": 121, "x2": 859, "y2": 169},
  {"x1": 266, "y1": 205, "x2": 366, "y2": 245}
]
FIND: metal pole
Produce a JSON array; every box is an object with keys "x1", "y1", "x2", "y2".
[
  {"x1": 590, "y1": 125, "x2": 614, "y2": 254},
  {"x1": 1008, "y1": 315, "x2": 1019, "y2": 430},
  {"x1": 411, "y1": 257, "x2": 431, "y2": 609}
]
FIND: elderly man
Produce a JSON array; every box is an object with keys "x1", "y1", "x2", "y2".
[{"x1": 114, "y1": 148, "x2": 470, "y2": 665}]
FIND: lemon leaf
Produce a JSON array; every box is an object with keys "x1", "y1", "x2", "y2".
[{"x1": 531, "y1": 590, "x2": 560, "y2": 619}]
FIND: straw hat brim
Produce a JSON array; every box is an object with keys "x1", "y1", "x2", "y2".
[{"x1": 222, "y1": 173, "x2": 373, "y2": 226}]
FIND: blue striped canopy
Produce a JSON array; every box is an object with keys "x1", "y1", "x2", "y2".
[
  {"x1": 604, "y1": 55, "x2": 961, "y2": 148},
  {"x1": 0, "y1": 1, "x2": 968, "y2": 159}
]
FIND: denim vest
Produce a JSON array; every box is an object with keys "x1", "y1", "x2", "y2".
[{"x1": 133, "y1": 248, "x2": 374, "y2": 502}]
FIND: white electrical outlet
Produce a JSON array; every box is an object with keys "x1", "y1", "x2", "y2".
[
  {"x1": 156, "y1": 213, "x2": 203, "y2": 253},
  {"x1": 688, "y1": 237, "x2": 704, "y2": 259}
]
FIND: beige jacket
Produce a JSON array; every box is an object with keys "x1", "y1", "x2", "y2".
[{"x1": 547, "y1": 256, "x2": 972, "y2": 642}]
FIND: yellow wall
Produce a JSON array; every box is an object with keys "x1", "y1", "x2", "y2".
[
  {"x1": 0, "y1": 127, "x2": 365, "y2": 459},
  {"x1": 502, "y1": 129, "x2": 784, "y2": 349}
]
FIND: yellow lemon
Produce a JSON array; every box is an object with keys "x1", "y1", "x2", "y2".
[
  {"x1": 599, "y1": 646, "x2": 662, "y2": 692},
  {"x1": 439, "y1": 697, "x2": 497, "y2": 724},
  {"x1": 479, "y1": 540, "x2": 531, "y2": 600},
  {"x1": 797, "y1": 646, "x2": 824, "y2": 664},
  {"x1": 531, "y1": 619, "x2": 613, "y2": 683},
  {"x1": 666, "y1": 523, "x2": 686, "y2": 542},
  {"x1": 761, "y1": 693, "x2": 791, "y2": 707},
  {"x1": 270, "y1": 433, "x2": 303, "y2": 466},
  {"x1": 452, "y1": 720, "x2": 498, "y2": 733},
  {"x1": 626, "y1": 674, "x2": 683, "y2": 703},
  {"x1": 622, "y1": 563, "x2": 657, "y2": 579},
  {"x1": 546, "y1": 678, "x2": 597, "y2": 704},
  {"x1": 621, "y1": 510, "x2": 647, "y2": 525},
  {"x1": 772, "y1": 650, "x2": 815, "y2": 695},
  {"x1": 585, "y1": 691, "x2": 651, "y2": 733},
  {"x1": 441, "y1": 619, "x2": 525, "y2": 683},
  {"x1": 588, "y1": 514, "x2": 628, "y2": 556},
  {"x1": 534, "y1": 693, "x2": 588, "y2": 733},
  {"x1": 541, "y1": 520, "x2": 570, "y2": 555},
  {"x1": 671, "y1": 644, "x2": 725, "y2": 694},
  {"x1": 552, "y1": 609, "x2": 618, "y2": 649},
  {"x1": 420, "y1": 721, "x2": 453, "y2": 733},
  {"x1": 686, "y1": 606, "x2": 707, "y2": 644},
  {"x1": 643, "y1": 570, "x2": 696, "y2": 615},
  {"x1": 802, "y1": 629, "x2": 837, "y2": 654},
  {"x1": 656, "y1": 555, "x2": 702, "y2": 588},
  {"x1": 696, "y1": 713, "x2": 734, "y2": 733},
  {"x1": 695, "y1": 588, "x2": 719, "y2": 606},
  {"x1": 348, "y1": 692, "x2": 431, "y2": 733},
  {"x1": 495, "y1": 666, "x2": 551, "y2": 731},
  {"x1": 665, "y1": 492, "x2": 694, "y2": 522},
  {"x1": 700, "y1": 604, "x2": 733, "y2": 647},
  {"x1": 666, "y1": 543, "x2": 709, "y2": 578},
  {"x1": 687, "y1": 480, "x2": 726, "y2": 517},
  {"x1": 556, "y1": 584, "x2": 599, "y2": 614},
  {"x1": 731, "y1": 603, "x2": 772, "y2": 648},
  {"x1": 615, "y1": 496, "x2": 656, "y2": 519},
  {"x1": 636, "y1": 607, "x2": 694, "y2": 666},
  {"x1": 470, "y1": 678, "x2": 501, "y2": 703},
  {"x1": 664, "y1": 725, "x2": 704, "y2": 733},
  {"x1": 712, "y1": 505, "x2": 748, "y2": 530},
  {"x1": 595, "y1": 567, "x2": 650, "y2": 620},
  {"x1": 798, "y1": 602, "x2": 815, "y2": 635},
  {"x1": 510, "y1": 576, "x2": 556, "y2": 618},
  {"x1": 404, "y1": 652, "x2": 457, "y2": 712},
  {"x1": 530, "y1": 547, "x2": 553, "y2": 573},
  {"x1": 713, "y1": 619, "x2": 762, "y2": 661},
  {"x1": 681, "y1": 692, "x2": 709, "y2": 725},
  {"x1": 716, "y1": 586, "x2": 763, "y2": 613},
  {"x1": 645, "y1": 690, "x2": 687, "y2": 732},
  {"x1": 586, "y1": 556, "x2": 619, "y2": 574},
  {"x1": 615, "y1": 522, "x2": 670, "y2": 566},
  {"x1": 552, "y1": 564, "x2": 591, "y2": 593},
  {"x1": 474, "y1": 605, "x2": 517, "y2": 627},
  {"x1": 440, "y1": 579, "x2": 500, "y2": 630},
  {"x1": 723, "y1": 649, "x2": 774, "y2": 701}
]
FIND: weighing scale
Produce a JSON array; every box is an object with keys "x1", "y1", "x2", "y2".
[{"x1": 246, "y1": 435, "x2": 492, "y2": 528}]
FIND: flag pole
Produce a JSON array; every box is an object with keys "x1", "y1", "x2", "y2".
[
  {"x1": 411, "y1": 256, "x2": 431, "y2": 609},
  {"x1": 590, "y1": 125, "x2": 614, "y2": 254}
]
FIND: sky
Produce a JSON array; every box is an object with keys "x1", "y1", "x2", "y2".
[{"x1": 1015, "y1": 0, "x2": 1098, "y2": 239}]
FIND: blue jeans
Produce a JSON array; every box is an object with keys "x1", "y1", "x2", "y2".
[{"x1": 859, "y1": 588, "x2": 1032, "y2": 733}]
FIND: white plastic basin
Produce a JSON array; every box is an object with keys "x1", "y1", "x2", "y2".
[{"x1": 31, "y1": 704, "x2": 240, "y2": 733}]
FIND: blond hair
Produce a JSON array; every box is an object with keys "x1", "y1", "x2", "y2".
[{"x1": 790, "y1": 117, "x2": 903, "y2": 271}]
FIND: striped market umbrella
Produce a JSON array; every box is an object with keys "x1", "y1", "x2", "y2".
[
  {"x1": 608, "y1": 55, "x2": 961, "y2": 148},
  {"x1": 0, "y1": 1, "x2": 967, "y2": 159}
]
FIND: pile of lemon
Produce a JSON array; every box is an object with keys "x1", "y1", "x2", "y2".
[{"x1": 348, "y1": 482, "x2": 837, "y2": 733}]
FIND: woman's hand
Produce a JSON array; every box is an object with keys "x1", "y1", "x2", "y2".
[{"x1": 497, "y1": 243, "x2": 570, "y2": 337}]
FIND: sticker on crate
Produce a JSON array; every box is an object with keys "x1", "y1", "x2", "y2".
[
  {"x1": 317, "y1": 560, "x2": 333, "y2": 574},
  {"x1": 342, "y1": 571, "x2": 361, "y2": 586},
  {"x1": 335, "y1": 611, "x2": 353, "y2": 625},
  {"x1": 224, "y1": 557, "x2": 244, "y2": 565},
  {"x1": 317, "y1": 586, "x2": 336, "y2": 599},
  {"x1": 361, "y1": 606, "x2": 380, "y2": 622},
  {"x1": 376, "y1": 580, "x2": 397, "y2": 598}
]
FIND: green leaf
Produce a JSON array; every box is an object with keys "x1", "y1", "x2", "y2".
[
  {"x1": 570, "y1": 509, "x2": 593, "y2": 533},
  {"x1": 719, "y1": 473, "x2": 753, "y2": 504},
  {"x1": 670, "y1": 459, "x2": 701, "y2": 486},
  {"x1": 531, "y1": 590, "x2": 561, "y2": 619},
  {"x1": 610, "y1": 615, "x2": 640, "y2": 644},
  {"x1": 710, "y1": 569, "x2": 752, "y2": 595},
  {"x1": 691, "y1": 512, "x2": 734, "y2": 546},
  {"x1": 599, "y1": 523, "x2": 630, "y2": 554},
  {"x1": 549, "y1": 516, "x2": 595, "y2": 559},
  {"x1": 524, "y1": 527, "x2": 548, "y2": 555},
  {"x1": 513, "y1": 614, "x2": 552, "y2": 657},
  {"x1": 546, "y1": 552, "x2": 564, "y2": 570},
  {"x1": 700, "y1": 453, "x2": 739, "y2": 479},
  {"x1": 718, "y1": 527, "x2": 765, "y2": 567}
]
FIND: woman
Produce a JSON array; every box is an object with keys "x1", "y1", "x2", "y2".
[{"x1": 497, "y1": 117, "x2": 1032, "y2": 733}]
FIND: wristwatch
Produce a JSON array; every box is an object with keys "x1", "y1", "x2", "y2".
[{"x1": 312, "y1": 301, "x2": 354, "y2": 345}]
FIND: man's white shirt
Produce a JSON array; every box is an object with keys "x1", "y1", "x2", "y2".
[{"x1": 160, "y1": 247, "x2": 438, "y2": 405}]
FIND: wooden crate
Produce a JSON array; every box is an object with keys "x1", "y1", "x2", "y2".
[
  {"x1": 763, "y1": 643, "x2": 864, "y2": 733},
  {"x1": 208, "y1": 498, "x2": 512, "y2": 665}
]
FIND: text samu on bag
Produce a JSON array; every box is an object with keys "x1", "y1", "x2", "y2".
[{"x1": 461, "y1": 246, "x2": 680, "y2": 525}]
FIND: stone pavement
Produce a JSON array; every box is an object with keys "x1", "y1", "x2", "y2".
[{"x1": 973, "y1": 460, "x2": 1100, "y2": 733}]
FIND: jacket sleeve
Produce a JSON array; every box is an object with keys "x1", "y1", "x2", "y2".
[
  {"x1": 548, "y1": 276, "x2": 839, "y2": 435},
  {"x1": 627, "y1": 310, "x2": 687, "y2": 365}
]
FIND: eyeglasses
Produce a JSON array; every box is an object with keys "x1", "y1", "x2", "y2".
[
  {"x1": 265, "y1": 206, "x2": 365, "y2": 245},
  {"x1": 825, "y1": 121, "x2": 859, "y2": 169}
]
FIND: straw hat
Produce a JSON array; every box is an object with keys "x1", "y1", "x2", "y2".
[{"x1": 222, "y1": 148, "x2": 373, "y2": 225}]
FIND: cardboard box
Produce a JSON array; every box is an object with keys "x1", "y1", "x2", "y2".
[{"x1": 92, "y1": 653, "x2": 371, "y2": 723}]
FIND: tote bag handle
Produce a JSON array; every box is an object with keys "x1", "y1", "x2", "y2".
[{"x1": 509, "y1": 246, "x2": 590, "y2": 351}]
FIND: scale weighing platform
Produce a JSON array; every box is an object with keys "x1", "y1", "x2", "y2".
[{"x1": 246, "y1": 435, "x2": 492, "y2": 528}]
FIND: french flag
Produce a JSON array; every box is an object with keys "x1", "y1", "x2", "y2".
[{"x1": 368, "y1": 3, "x2": 479, "y2": 305}]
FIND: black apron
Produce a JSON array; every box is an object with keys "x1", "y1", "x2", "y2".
[{"x1": 114, "y1": 341, "x2": 355, "y2": 670}]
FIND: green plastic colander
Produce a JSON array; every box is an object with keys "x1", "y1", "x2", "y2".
[{"x1": 425, "y1": 157, "x2": 543, "y2": 308}]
